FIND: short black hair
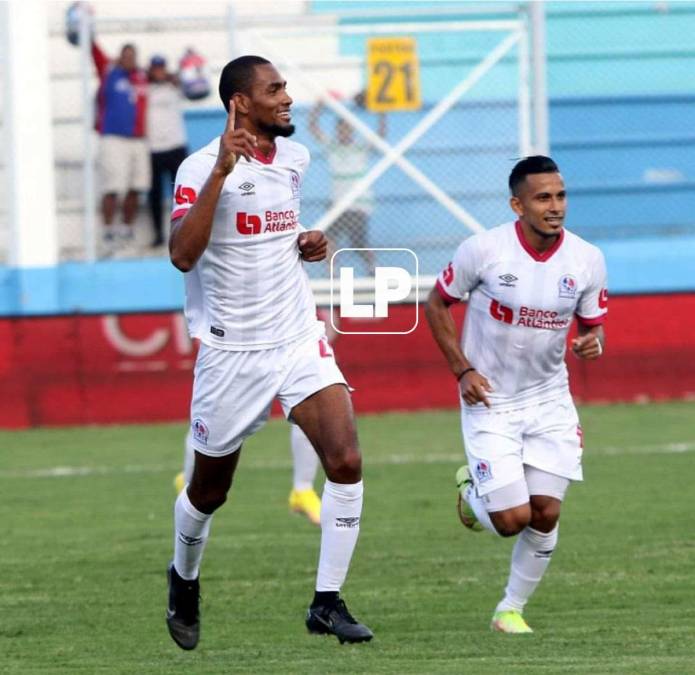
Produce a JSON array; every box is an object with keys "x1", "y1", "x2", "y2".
[
  {"x1": 218, "y1": 55, "x2": 271, "y2": 111},
  {"x1": 508, "y1": 155, "x2": 559, "y2": 196}
]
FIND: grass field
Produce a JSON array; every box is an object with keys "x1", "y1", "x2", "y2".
[{"x1": 2, "y1": 401, "x2": 695, "y2": 674}]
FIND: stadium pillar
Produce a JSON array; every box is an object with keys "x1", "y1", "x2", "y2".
[
  {"x1": 529, "y1": 0, "x2": 549, "y2": 154},
  {"x1": 2, "y1": 0, "x2": 59, "y2": 311}
]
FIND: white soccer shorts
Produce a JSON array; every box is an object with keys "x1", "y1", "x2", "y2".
[
  {"x1": 99, "y1": 135, "x2": 151, "y2": 195},
  {"x1": 460, "y1": 394, "x2": 583, "y2": 498},
  {"x1": 189, "y1": 334, "x2": 347, "y2": 457}
]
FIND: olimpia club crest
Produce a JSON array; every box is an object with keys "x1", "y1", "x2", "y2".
[{"x1": 558, "y1": 274, "x2": 577, "y2": 299}]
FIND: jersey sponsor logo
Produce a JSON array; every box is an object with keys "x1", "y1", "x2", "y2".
[
  {"x1": 210, "y1": 325, "x2": 225, "y2": 338},
  {"x1": 475, "y1": 460, "x2": 493, "y2": 484},
  {"x1": 442, "y1": 262, "x2": 454, "y2": 286},
  {"x1": 238, "y1": 181, "x2": 255, "y2": 196},
  {"x1": 498, "y1": 273, "x2": 518, "y2": 287},
  {"x1": 598, "y1": 288, "x2": 608, "y2": 309},
  {"x1": 289, "y1": 170, "x2": 301, "y2": 198},
  {"x1": 558, "y1": 274, "x2": 577, "y2": 299},
  {"x1": 518, "y1": 305, "x2": 569, "y2": 329},
  {"x1": 192, "y1": 417, "x2": 209, "y2": 445},
  {"x1": 236, "y1": 211, "x2": 298, "y2": 235},
  {"x1": 175, "y1": 185, "x2": 197, "y2": 205},
  {"x1": 236, "y1": 212, "x2": 262, "y2": 235},
  {"x1": 490, "y1": 300, "x2": 570, "y2": 329},
  {"x1": 264, "y1": 209, "x2": 298, "y2": 232},
  {"x1": 490, "y1": 299, "x2": 513, "y2": 324}
]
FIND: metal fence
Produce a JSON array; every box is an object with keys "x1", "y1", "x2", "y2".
[{"x1": 46, "y1": 1, "x2": 538, "y2": 272}]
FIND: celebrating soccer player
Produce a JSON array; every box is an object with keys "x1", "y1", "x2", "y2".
[
  {"x1": 426, "y1": 156, "x2": 607, "y2": 634},
  {"x1": 165, "y1": 56, "x2": 372, "y2": 649}
]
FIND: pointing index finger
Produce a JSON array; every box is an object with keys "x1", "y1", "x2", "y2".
[{"x1": 225, "y1": 99, "x2": 236, "y2": 132}]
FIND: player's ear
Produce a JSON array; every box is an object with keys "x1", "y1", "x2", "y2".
[
  {"x1": 509, "y1": 195, "x2": 524, "y2": 217},
  {"x1": 233, "y1": 92, "x2": 250, "y2": 115}
]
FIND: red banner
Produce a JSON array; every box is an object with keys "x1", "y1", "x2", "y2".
[{"x1": 1, "y1": 294, "x2": 694, "y2": 428}]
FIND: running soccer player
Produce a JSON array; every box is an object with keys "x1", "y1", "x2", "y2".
[
  {"x1": 425, "y1": 156, "x2": 607, "y2": 634},
  {"x1": 165, "y1": 56, "x2": 372, "y2": 649}
]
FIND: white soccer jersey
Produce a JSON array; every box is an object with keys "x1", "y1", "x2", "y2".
[
  {"x1": 436, "y1": 220, "x2": 607, "y2": 410},
  {"x1": 171, "y1": 136, "x2": 320, "y2": 350}
]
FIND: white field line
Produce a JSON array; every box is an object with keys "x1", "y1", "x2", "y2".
[{"x1": 1, "y1": 442, "x2": 694, "y2": 480}]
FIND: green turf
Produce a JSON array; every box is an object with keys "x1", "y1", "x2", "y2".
[{"x1": 1, "y1": 401, "x2": 694, "y2": 673}]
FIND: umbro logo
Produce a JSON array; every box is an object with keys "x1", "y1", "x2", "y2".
[
  {"x1": 177, "y1": 533, "x2": 204, "y2": 546},
  {"x1": 239, "y1": 181, "x2": 255, "y2": 196},
  {"x1": 498, "y1": 273, "x2": 518, "y2": 287},
  {"x1": 335, "y1": 517, "x2": 360, "y2": 529}
]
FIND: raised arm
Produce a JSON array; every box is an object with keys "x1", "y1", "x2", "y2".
[
  {"x1": 425, "y1": 287, "x2": 492, "y2": 408},
  {"x1": 91, "y1": 40, "x2": 110, "y2": 80},
  {"x1": 169, "y1": 99, "x2": 257, "y2": 272}
]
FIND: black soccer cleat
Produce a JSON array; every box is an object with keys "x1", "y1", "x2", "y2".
[
  {"x1": 166, "y1": 562, "x2": 200, "y2": 650},
  {"x1": 306, "y1": 597, "x2": 373, "y2": 644}
]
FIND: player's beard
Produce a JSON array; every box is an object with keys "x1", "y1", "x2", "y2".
[
  {"x1": 529, "y1": 220, "x2": 562, "y2": 240},
  {"x1": 260, "y1": 121, "x2": 295, "y2": 138}
]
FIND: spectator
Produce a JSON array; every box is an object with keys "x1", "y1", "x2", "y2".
[
  {"x1": 309, "y1": 96, "x2": 386, "y2": 275},
  {"x1": 147, "y1": 55, "x2": 188, "y2": 248},
  {"x1": 92, "y1": 41, "x2": 150, "y2": 252}
]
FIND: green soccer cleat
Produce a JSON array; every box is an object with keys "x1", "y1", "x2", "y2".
[
  {"x1": 490, "y1": 610, "x2": 533, "y2": 634},
  {"x1": 455, "y1": 465, "x2": 483, "y2": 532}
]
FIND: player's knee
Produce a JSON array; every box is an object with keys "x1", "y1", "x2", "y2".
[
  {"x1": 529, "y1": 494, "x2": 561, "y2": 532},
  {"x1": 188, "y1": 477, "x2": 232, "y2": 514},
  {"x1": 491, "y1": 506, "x2": 531, "y2": 537},
  {"x1": 189, "y1": 488, "x2": 228, "y2": 514},
  {"x1": 530, "y1": 501, "x2": 561, "y2": 533},
  {"x1": 323, "y1": 444, "x2": 362, "y2": 483}
]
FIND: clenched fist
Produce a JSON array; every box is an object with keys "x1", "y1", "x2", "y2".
[{"x1": 298, "y1": 230, "x2": 327, "y2": 262}]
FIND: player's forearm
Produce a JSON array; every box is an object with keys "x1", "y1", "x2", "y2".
[
  {"x1": 424, "y1": 290, "x2": 471, "y2": 379},
  {"x1": 578, "y1": 323, "x2": 605, "y2": 348},
  {"x1": 169, "y1": 169, "x2": 227, "y2": 272}
]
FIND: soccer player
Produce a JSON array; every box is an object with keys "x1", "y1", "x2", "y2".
[
  {"x1": 425, "y1": 156, "x2": 607, "y2": 634},
  {"x1": 165, "y1": 56, "x2": 372, "y2": 649}
]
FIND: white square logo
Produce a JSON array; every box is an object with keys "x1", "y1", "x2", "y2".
[{"x1": 329, "y1": 248, "x2": 419, "y2": 335}]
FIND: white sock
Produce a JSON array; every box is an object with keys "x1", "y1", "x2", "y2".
[
  {"x1": 290, "y1": 424, "x2": 320, "y2": 491},
  {"x1": 315, "y1": 479, "x2": 363, "y2": 592},
  {"x1": 183, "y1": 429, "x2": 195, "y2": 484},
  {"x1": 464, "y1": 485, "x2": 501, "y2": 536},
  {"x1": 496, "y1": 525, "x2": 559, "y2": 613},
  {"x1": 173, "y1": 489, "x2": 213, "y2": 581}
]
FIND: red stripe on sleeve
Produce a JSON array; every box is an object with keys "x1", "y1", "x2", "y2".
[
  {"x1": 171, "y1": 208, "x2": 189, "y2": 222},
  {"x1": 435, "y1": 279, "x2": 460, "y2": 306},
  {"x1": 576, "y1": 313, "x2": 606, "y2": 327}
]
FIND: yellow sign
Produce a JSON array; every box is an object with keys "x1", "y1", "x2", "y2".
[{"x1": 366, "y1": 37, "x2": 421, "y2": 112}]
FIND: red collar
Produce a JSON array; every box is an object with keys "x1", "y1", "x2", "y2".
[
  {"x1": 253, "y1": 145, "x2": 276, "y2": 164},
  {"x1": 515, "y1": 220, "x2": 564, "y2": 262}
]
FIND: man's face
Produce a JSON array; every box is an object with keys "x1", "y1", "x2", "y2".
[
  {"x1": 245, "y1": 64, "x2": 294, "y2": 137},
  {"x1": 510, "y1": 172, "x2": 566, "y2": 238},
  {"x1": 150, "y1": 64, "x2": 167, "y2": 82},
  {"x1": 120, "y1": 46, "x2": 137, "y2": 72}
]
